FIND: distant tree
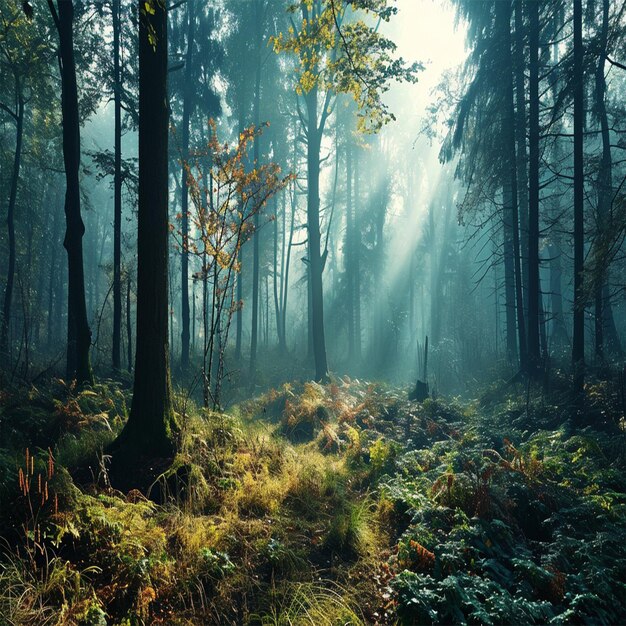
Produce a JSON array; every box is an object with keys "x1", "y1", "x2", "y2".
[
  {"x1": 572, "y1": 0, "x2": 585, "y2": 394},
  {"x1": 273, "y1": 0, "x2": 419, "y2": 381},
  {"x1": 591, "y1": 0, "x2": 623, "y2": 360},
  {"x1": 169, "y1": 0, "x2": 221, "y2": 370},
  {"x1": 0, "y1": 2, "x2": 51, "y2": 356}
]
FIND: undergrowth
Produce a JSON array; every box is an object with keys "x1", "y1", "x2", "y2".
[{"x1": 0, "y1": 374, "x2": 624, "y2": 624}]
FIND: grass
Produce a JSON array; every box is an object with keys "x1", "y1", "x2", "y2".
[{"x1": 0, "y1": 374, "x2": 625, "y2": 624}]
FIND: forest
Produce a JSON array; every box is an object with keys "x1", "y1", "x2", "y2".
[{"x1": 1, "y1": 0, "x2": 626, "y2": 624}]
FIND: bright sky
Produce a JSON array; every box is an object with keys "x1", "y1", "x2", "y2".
[
  {"x1": 368, "y1": 0, "x2": 468, "y2": 302},
  {"x1": 387, "y1": 0, "x2": 468, "y2": 107}
]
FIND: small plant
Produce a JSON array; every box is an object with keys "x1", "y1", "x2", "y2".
[
  {"x1": 369, "y1": 438, "x2": 399, "y2": 476},
  {"x1": 17, "y1": 447, "x2": 56, "y2": 563}
]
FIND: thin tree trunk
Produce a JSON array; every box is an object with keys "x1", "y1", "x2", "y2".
[
  {"x1": 514, "y1": 0, "x2": 529, "y2": 337},
  {"x1": 249, "y1": 6, "x2": 262, "y2": 377},
  {"x1": 306, "y1": 88, "x2": 329, "y2": 382},
  {"x1": 353, "y1": 147, "x2": 361, "y2": 361},
  {"x1": 527, "y1": 0, "x2": 540, "y2": 372},
  {"x1": 1, "y1": 82, "x2": 24, "y2": 356},
  {"x1": 572, "y1": 0, "x2": 585, "y2": 393},
  {"x1": 126, "y1": 274, "x2": 132, "y2": 372},
  {"x1": 180, "y1": 0, "x2": 195, "y2": 370},
  {"x1": 112, "y1": 0, "x2": 122, "y2": 370},
  {"x1": 496, "y1": 2, "x2": 528, "y2": 371},
  {"x1": 594, "y1": 0, "x2": 622, "y2": 360},
  {"x1": 47, "y1": 188, "x2": 62, "y2": 350},
  {"x1": 346, "y1": 137, "x2": 354, "y2": 358}
]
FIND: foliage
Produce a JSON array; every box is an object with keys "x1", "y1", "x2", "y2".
[
  {"x1": 271, "y1": 0, "x2": 421, "y2": 132},
  {"x1": 1, "y1": 379, "x2": 626, "y2": 623},
  {"x1": 178, "y1": 120, "x2": 291, "y2": 409}
]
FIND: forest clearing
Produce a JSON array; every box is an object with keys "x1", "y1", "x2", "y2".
[{"x1": 1, "y1": 0, "x2": 626, "y2": 624}]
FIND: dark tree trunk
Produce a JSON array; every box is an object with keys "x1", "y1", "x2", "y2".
[
  {"x1": 503, "y1": 185, "x2": 518, "y2": 364},
  {"x1": 496, "y1": 0, "x2": 518, "y2": 365},
  {"x1": 572, "y1": 0, "x2": 585, "y2": 393},
  {"x1": 547, "y1": 6, "x2": 569, "y2": 351},
  {"x1": 113, "y1": 0, "x2": 176, "y2": 460},
  {"x1": 126, "y1": 274, "x2": 132, "y2": 372},
  {"x1": 594, "y1": 0, "x2": 622, "y2": 360},
  {"x1": 1, "y1": 82, "x2": 23, "y2": 357},
  {"x1": 527, "y1": 0, "x2": 540, "y2": 372},
  {"x1": 180, "y1": 0, "x2": 195, "y2": 370},
  {"x1": 47, "y1": 187, "x2": 62, "y2": 350},
  {"x1": 112, "y1": 0, "x2": 122, "y2": 370},
  {"x1": 306, "y1": 88, "x2": 329, "y2": 382},
  {"x1": 53, "y1": 0, "x2": 93, "y2": 385},
  {"x1": 498, "y1": 0, "x2": 527, "y2": 371},
  {"x1": 235, "y1": 113, "x2": 245, "y2": 361},
  {"x1": 249, "y1": 7, "x2": 262, "y2": 377},
  {"x1": 514, "y1": 0, "x2": 529, "y2": 356}
]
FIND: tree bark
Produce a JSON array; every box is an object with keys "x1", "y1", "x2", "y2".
[
  {"x1": 593, "y1": 0, "x2": 622, "y2": 360},
  {"x1": 113, "y1": 0, "x2": 176, "y2": 460},
  {"x1": 346, "y1": 137, "x2": 355, "y2": 358},
  {"x1": 126, "y1": 274, "x2": 132, "y2": 372},
  {"x1": 53, "y1": 0, "x2": 93, "y2": 385},
  {"x1": 180, "y1": 0, "x2": 195, "y2": 370},
  {"x1": 1, "y1": 81, "x2": 23, "y2": 357},
  {"x1": 514, "y1": 0, "x2": 529, "y2": 368},
  {"x1": 572, "y1": 0, "x2": 585, "y2": 393},
  {"x1": 249, "y1": 2, "x2": 263, "y2": 377},
  {"x1": 305, "y1": 87, "x2": 329, "y2": 382},
  {"x1": 112, "y1": 0, "x2": 122, "y2": 370},
  {"x1": 527, "y1": 0, "x2": 541, "y2": 372}
]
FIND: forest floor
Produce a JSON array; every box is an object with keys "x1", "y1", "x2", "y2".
[{"x1": 1, "y1": 373, "x2": 626, "y2": 625}]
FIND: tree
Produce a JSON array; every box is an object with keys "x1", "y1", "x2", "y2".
[
  {"x1": 526, "y1": 0, "x2": 541, "y2": 373},
  {"x1": 112, "y1": 0, "x2": 176, "y2": 461},
  {"x1": 112, "y1": 0, "x2": 122, "y2": 370},
  {"x1": 572, "y1": 0, "x2": 585, "y2": 394},
  {"x1": 0, "y1": 3, "x2": 31, "y2": 355},
  {"x1": 47, "y1": 0, "x2": 93, "y2": 385},
  {"x1": 179, "y1": 0, "x2": 195, "y2": 371},
  {"x1": 273, "y1": 0, "x2": 419, "y2": 381},
  {"x1": 182, "y1": 122, "x2": 289, "y2": 407},
  {"x1": 592, "y1": 0, "x2": 622, "y2": 360}
]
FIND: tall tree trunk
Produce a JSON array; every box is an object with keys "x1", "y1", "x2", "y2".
[
  {"x1": 180, "y1": 0, "x2": 195, "y2": 370},
  {"x1": 113, "y1": 0, "x2": 176, "y2": 459},
  {"x1": 572, "y1": 0, "x2": 585, "y2": 393},
  {"x1": 126, "y1": 274, "x2": 132, "y2": 372},
  {"x1": 547, "y1": 5, "x2": 569, "y2": 351},
  {"x1": 502, "y1": 186, "x2": 518, "y2": 363},
  {"x1": 235, "y1": 113, "x2": 245, "y2": 360},
  {"x1": 353, "y1": 146, "x2": 361, "y2": 360},
  {"x1": 281, "y1": 177, "x2": 296, "y2": 352},
  {"x1": 526, "y1": 0, "x2": 540, "y2": 372},
  {"x1": 594, "y1": 0, "x2": 622, "y2": 360},
  {"x1": 306, "y1": 88, "x2": 329, "y2": 382},
  {"x1": 47, "y1": 186, "x2": 62, "y2": 350},
  {"x1": 249, "y1": 8, "x2": 262, "y2": 377},
  {"x1": 1, "y1": 82, "x2": 23, "y2": 356},
  {"x1": 512, "y1": 0, "x2": 528, "y2": 370},
  {"x1": 112, "y1": 0, "x2": 122, "y2": 370},
  {"x1": 498, "y1": 0, "x2": 525, "y2": 370},
  {"x1": 346, "y1": 137, "x2": 355, "y2": 358},
  {"x1": 52, "y1": 0, "x2": 93, "y2": 385}
]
